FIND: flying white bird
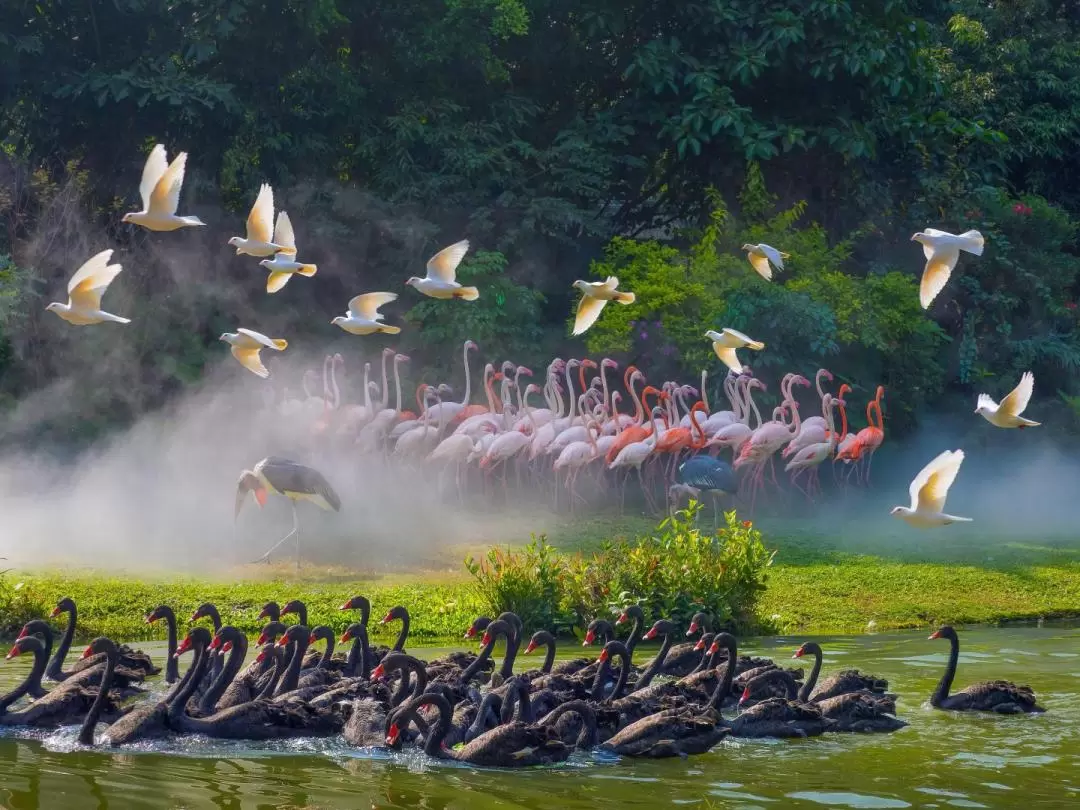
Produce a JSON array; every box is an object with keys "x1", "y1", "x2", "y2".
[
  {"x1": 332, "y1": 292, "x2": 402, "y2": 336},
  {"x1": 219, "y1": 328, "x2": 288, "y2": 378},
  {"x1": 705, "y1": 328, "x2": 765, "y2": 374},
  {"x1": 405, "y1": 240, "x2": 479, "y2": 300},
  {"x1": 571, "y1": 276, "x2": 636, "y2": 336},
  {"x1": 257, "y1": 211, "x2": 317, "y2": 293},
  {"x1": 976, "y1": 371, "x2": 1040, "y2": 429},
  {"x1": 910, "y1": 228, "x2": 985, "y2": 309},
  {"x1": 228, "y1": 184, "x2": 297, "y2": 257},
  {"x1": 46, "y1": 249, "x2": 131, "y2": 325},
  {"x1": 121, "y1": 144, "x2": 206, "y2": 232},
  {"x1": 890, "y1": 449, "x2": 972, "y2": 528},
  {"x1": 741, "y1": 243, "x2": 788, "y2": 281}
]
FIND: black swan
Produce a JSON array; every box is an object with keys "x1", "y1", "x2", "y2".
[
  {"x1": 615, "y1": 605, "x2": 646, "y2": 660},
  {"x1": 190, "y1": 602, "x2": 224, "y2": 678},
  {"x1": 792, "y1": 642, "x2": 891, "y2": 701},
  {"x1": 46, "y1": 598, "x2": 153, "y2": 686},
  {"x1": 928, "y1": 626, "x2": 1045, "y2": 714},
  {"x1": 343, "y1": 652, "x2": 428, "y2": 746},
  {"x1": 145, "y1": 605, "x2": 180, "y2": 683},
  {"x1": 386, "y1": 690, "x2": 577, "y2": 767},
  {"x1": 600, "y1": 634, "x2": 736, "y2": 758},
  {"x1": 1, "y1": 637, "x2": 120, "y2": 728},
  {"x1": 379, "y1": 605, "x2": 411, "y2": 653}
]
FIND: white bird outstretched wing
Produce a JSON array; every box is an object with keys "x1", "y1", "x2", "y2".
[
  {"x1": 231, "y1": 346, "x2": 270, "y2": 378},
  {"x1": 573, "y1": 294, "x2": 608, "y2": 336},
  {"x1": 919, "y1": 247, "x2": 960, "y2": 309},
  {"x1": 246, "y1": 184, "x2": 275, "y2": 243},
  {"x1": 759, "y1": 243, "x2": 787, "y2": 270},
  {"x1": 68, "y1": 250, "x2": 122, "y2": 310},
  {"x1": 747, "y1": 250, "x2": 773, "y2": 281},
  {"x1": 712, "y1": 345, "x2": 742, "y2": 374},
  {"x1": 138, "y1": 144, "x2": 169, "y2": 212},
  {"x1": 149, "y1": 151, "x2": 188, "y2": 216},
  {"x1": 721, "y1": 327, "x2": 765, "y2": 350},
  {"x1": 997, "y1": 371, "x2": 1034, "y2": 417},
  {"x1": 909, "y1": 449, "x2": 965, "y2": 514},
  {"x1": 426, "y1": 240, "x2": 470, "y2": 282},
  {"x1": 976, "y1": 393, "x2": 998, "y2": 413},
  {"x1": 348, "y1": 291, "x2": 398, "y2": 320},
  {"x1": 272, "y1": 211, "x2": 297, "y2": 253}
]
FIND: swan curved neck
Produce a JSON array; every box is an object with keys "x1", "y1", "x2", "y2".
[
  {"x1": 47, "y1": 604, "x2": 77, "y2": 681},
  {"x1": 1, "y1": 643, "x2": 48, "y2": 714},
  {"x1": 200, "y1": 632, "x2": 247, "y2": 714},
  {"x1": 541, "y1": 637, "x2": 556, "y2": 674},
  {"x1": 392, "y1": 611, "x2": 410, "y2": 653},
  {"x1": 798, "y1": 646, "x2": 824, "y2": 702},
  {"x1": 77, "y1": 645, "x2": 116, "y2": 744},
  {"x1": 634, "y1": 632, "x2": 673, "y2": 690},
  {"x1": 931, "y1": 633, "x2": 959, "y2": 707}
]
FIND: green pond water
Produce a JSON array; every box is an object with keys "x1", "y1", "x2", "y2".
[{"x1": 1, "y1": 624, "x2": 1079, "y2": 809}]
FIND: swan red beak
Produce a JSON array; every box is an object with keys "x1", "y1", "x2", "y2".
[
  {"x1": 597, "y1": 649, "x2": 610, "y2": 664},
  {"x1": 615, "y1": 613, "x2": 628, "y2": 625},
  {"x1": 175, "y1": 636, "x2": 193, "y2": 658},
  {"x1": 257, "y1": 607, "x2": 272, "y2": 620},
  {"x1": 583, "y1": 629, "x2": 595, "y2": 645},
  {"x1": 275, "y1": 636, "x2": 290, "y2": 648},
  {"x1": 380, "y1": 613, "x2": 394, "y2": 625},
  {"x1": 524, "y1": 641, "x2": 537, "y2": 655},
  {"x1": 208, "y1": 636, "x2": 222, "y2": 651},
  {"x1": 371, "y1": 663, "x2": 386, "y2": 680},
  {"x1": 480, "y1": 632, "x2": 492, "y2": 646},
  {"x1": 256, "y1": 632, "x2": 270, "y2": 646},
  {"x1": 339, "y1": 600, "x2": 353, "y2": 611},
  {"x1": 255, "y1": 648, "x2": 268, "y2": 664},
  {"x1": 190, "y1": 610, "x2": 202, "y2": 622},
  {"x1": 386, "y1": 722, "x2": 401, "y2": 746},
  {"x1": 687, "y1": 622, "x2": 700, "y2": 636},
  {"x1": 792, "y1": 648, "x2": 804, "y2": 659},
  {"x1": 50, "y1": 606, "x2": 62, "y2": 618},
  {"x1": 464, "y1": 626, "x2": 477, "y2": 639},
  {"x1": 222, "y1": 641, "x2": 233, "y2": 653},
  {"x1": 928, "y1": 630, "x2": 942, "y2": 640},
  {"x1": 707, "y1": 642, "x2": 720, "y2": 655},
  {"x1": 693, "y1": 638, "x2": 706, "y2": 652},
  {"x1": 144, "y1": 614, "x2": 156, "y2": 624},
  {"x1": 16, "y1": 626, "x2": 29, "y2": 640},
  {"x1": 643, "y1": 627, "x2": 659, "y2": 640},
  {"x1": 308, "y1": 633, "x2": 318, "y2": 644},
  {"x1": 341, "y1": 630, "x2": 353, "y2": 643},
  {"x1": 6, "y1": 646, "x2": 23, "y2": 660},
  {"x1": 738, "y1": 687, "x2": 751, "y2": 704}
]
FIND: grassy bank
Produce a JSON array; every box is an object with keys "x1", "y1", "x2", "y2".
[{"x1": 3, "y1": 513, "x2": 1079, "y2": 642}]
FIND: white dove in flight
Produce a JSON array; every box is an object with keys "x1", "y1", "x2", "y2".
[
  {"x1": 219, "y1": 328, "x2": 288, "y2": 378},
  {"x1": 406, "y1": 240, "x2": 479, "y2": 300},
  {"x1": 911, "y1": 228, "x2": 984, "y2": 309},
  {"x1": 571, "y1": 276, "x2": 636, "y2": 336},
  {"x1": 705, "y1": 328, "x2": 765, "y2": 374},
  {"x1": 122, "y1": 144, "x2": 206, "y2": 232},
  {"x1": 228, "y1": 184, "x2": 297, "y2": 258},
  {"x1": 976, "y1": 371, "x2": 1040, "y2": 429},
  {"x1": 890, "y1": 449, "x2": 972, "y2": 528},
  {"x1": 46, "y1": 249, "x2": 131, "y2": 325},
  {"x1": 332, "y1": 292, "x2": 402, "y2": 335},
  {"x1": 258, "y1": 211, "x2": 317, "y2": 293},
  {"x1": 741, "y1": 243, "x2": 788, "y2": 281}
]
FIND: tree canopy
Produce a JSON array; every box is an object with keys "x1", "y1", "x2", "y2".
[{"x1": 1, "y1": 0, "x2": 1078, "y2": 442}]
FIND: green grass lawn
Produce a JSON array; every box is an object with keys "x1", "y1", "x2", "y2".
[{"x1": 3, "y1": 509, "x2": 1078, "y2": 642}]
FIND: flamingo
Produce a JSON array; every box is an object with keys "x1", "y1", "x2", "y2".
[
  {"x1": 553, "y1": 416, "x2": 600, "y2": 512},
  {"x1": 707, "y1": 377, "x2": 765, "y2": 457},
  {"x1": 357, "y1": 353, "x2": 409, "y2": 453},
  {"x1": 425, "y1": 340, "x2": 478, "y2": 426},
  {"x1": 608, "y1": 403, "x2": 663, "y2": 513},
  {"x1": 786, "y1": 393, "x2": 841, "y2": 499},
  {"x1": 783, "y1": 368, "x2": 834, "y2": 458}
]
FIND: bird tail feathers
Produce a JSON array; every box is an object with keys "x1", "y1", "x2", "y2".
[
  {"x1": 454, "y1": 286, "x2": 480, "y2": 301},
  {"x1": 747, "y1": 340, "x2": 766, "y2": 351},
  {"x1": 615, "y1": 291, "x2": 636, "y2": 305},
  {"x1": 958, "y1": 230, "x2": 985, "y2": 256},
  {"x1": 271, "y1": 338, "x2": 288, "y2": 351},
  {"x1": 180, "y1": 216, "x2": 207, "y2": 227},
  {"x1": 297, "y1": 263, "x2": 318, "y2": 277},
  {"x1": 379, "y1": 325, "x2": 402, "y2": 335}
]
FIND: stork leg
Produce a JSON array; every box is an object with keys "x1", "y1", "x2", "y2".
[{"x1": 252, "y1": 500, "x2": 300, "y2": 568}]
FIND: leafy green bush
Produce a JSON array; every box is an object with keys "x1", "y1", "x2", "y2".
[
  {"x1": 466, "y1": 506, "x2": 775, "y2": 634},
  {"x1": 567, "y1": 504, "x2": 775, "y2": 632},
  {"x1": 0, "y1": 571, "x2": 38, "y2": 638},
  {"x1": 464, "y1": 536, "x2": 571, "y2": 632}
]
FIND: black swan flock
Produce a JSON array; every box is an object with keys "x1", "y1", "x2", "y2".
[{"x1": 0, "y1": 598, "x2": 1045, "y2": 765}]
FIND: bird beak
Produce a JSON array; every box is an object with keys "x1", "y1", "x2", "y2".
[
  {"x1": 616, "y1": 613, "x2": 628, "y2": 625},
  {"x1": 254, "y1": 487, "x2": 268, "y2": 507},
  {"x1": 5, "y1": 647, "x2": 22, "y2": 660},
  {"x1": 928, "y1": 631, "x2": 941, "y2": 640},
  {"x1": 583, "y1": 629, "x2": 595, "y2": 645},
  {"x1": 341, "y1": 630, "x2": 352, "y2": 643}
]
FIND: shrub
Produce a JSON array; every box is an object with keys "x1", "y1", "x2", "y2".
[
  {"x1": 0, "y1": 570, "x2": 38, "y2": 638},
  {"x1": 465, "y1": 505, "x2": 776, "y2": 635},
  {"x1": 464, "y1": 536, "x2": 571, "y2": 631}
]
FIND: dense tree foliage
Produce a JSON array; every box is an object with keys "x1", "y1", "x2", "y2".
[{"x1": 1, "y1": 0, "x2": 1079, "y2": 442}]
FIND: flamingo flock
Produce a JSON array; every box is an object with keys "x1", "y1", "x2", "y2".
[{"x1": 266, "y1": 341, "x2": 887, "y2": 516}]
